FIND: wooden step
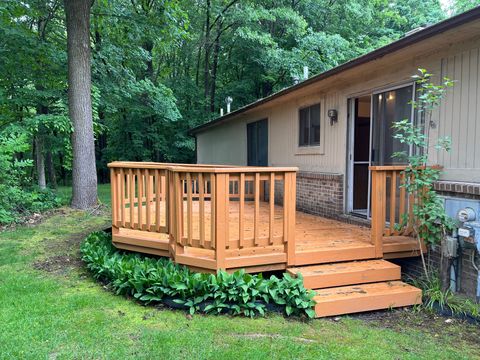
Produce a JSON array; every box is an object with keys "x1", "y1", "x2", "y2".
[
  {"x1": 313, "y1": 281, "x2": 422, "y2": 318},
  {"x1": 287, "y1": 260, "x2": 400, "y2": 289},
  {"x1": 113, "y1": 229, "x2": 169, "y2": 251}
]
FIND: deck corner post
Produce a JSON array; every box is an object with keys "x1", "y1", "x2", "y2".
[
  {"x1": 285, "y1": 171, "x2": 296, "y2": 266},
  {"x1": 167, "y1": 170, "x2": 175, "y2": 257},
  {"x1": 370, "y1": 168, "x2": 385, "y2": 258},
  {"x1": 214, "y1": 173, "x2": 228, "y2": 270},
  {"x1": 110, "y1": 167, "x2": 118, "y2": 227},
  {"x1": 173, "y1": 171, "x2": 184, "y2": 257}
]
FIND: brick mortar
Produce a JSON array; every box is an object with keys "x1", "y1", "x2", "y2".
[{"x1": 434, "y1": 180, "x2": 480, "y2": 197}]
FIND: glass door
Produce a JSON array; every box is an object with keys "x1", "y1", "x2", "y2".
[{"x1": 371, "y1": 85, "x2": 414, "y2": 166}]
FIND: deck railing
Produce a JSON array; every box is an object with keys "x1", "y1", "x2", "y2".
[
  {"x1": 109, "y1": 162, "x2": 297, "y2": 271},
  {"x1": 370, "y1": 165, "x2": 419, "y2": 256}
]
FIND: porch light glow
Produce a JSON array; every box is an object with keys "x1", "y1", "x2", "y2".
[{"x1": 387, "y1": 92, "x2": 395, "y2": 101}]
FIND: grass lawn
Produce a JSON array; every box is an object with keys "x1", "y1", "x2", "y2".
[{"x1": 1, "y1": 184, "x2": 479, "y2": 359}]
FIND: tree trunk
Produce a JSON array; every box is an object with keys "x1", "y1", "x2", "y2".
[
  {"x1": 210, "y1": 21, "x2": 221, "y2": 113},
  {"x1": 35, "y1": 135, "x2": 47, "y2": 190},
  {"x1": 46, "y1": 150, "x2": 57, "y2": 188},
  {"x1": 203, "y1": 0, "x2": 211, "y2": 109},
  {"x1": 64, "y1": 0, "x2": 98, "y2": 209}
]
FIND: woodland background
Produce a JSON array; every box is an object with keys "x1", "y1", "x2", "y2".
[{"x1": 0, "y1": 0, "x2": 478, "y2": 222}]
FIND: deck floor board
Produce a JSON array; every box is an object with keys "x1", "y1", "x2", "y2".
[{"x1": 118, "y1": 200, "x2": 419, "y2": 266}]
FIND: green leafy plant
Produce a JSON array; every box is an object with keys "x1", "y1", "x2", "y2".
[
  {"x1": 409, "y1": 273, "x2": 480, "y2": 318},
  {"x1": 80, "y1": 231, "x2": 316, "y2": 318},
  {"x1": 392, "y1": 69, "x2": 455, "y2": 278},
  {"x1": 0, "y1": 132, "x2": 61, "y2": 224}
]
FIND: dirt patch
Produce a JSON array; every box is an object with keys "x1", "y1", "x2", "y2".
[
  {"x1": 31, "y1": 209, "x2": 110, "y2": 276},
  {"x1": 33, "y1": 254, "x2": 83, "y2": 274}
]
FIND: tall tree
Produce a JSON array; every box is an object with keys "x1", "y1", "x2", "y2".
[{"x1": 64, "y1": 0, "x2": 97, "y2": 208}]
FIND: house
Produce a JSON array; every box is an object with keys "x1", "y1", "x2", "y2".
[{"x1": 189, "y1": 7, "x2": 480, "y2": 299}]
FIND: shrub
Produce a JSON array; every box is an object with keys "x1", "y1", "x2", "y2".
[
  {"x1": 0, "y1": 133, "x2": 61, "y2": 225},
  {"x1": 81, "y1": 231, "x2": 316, "y2": 318}
]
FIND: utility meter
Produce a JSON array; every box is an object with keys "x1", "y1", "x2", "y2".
[{"x1": 457, "y1": 207, "x2": 480, "y2": 253}]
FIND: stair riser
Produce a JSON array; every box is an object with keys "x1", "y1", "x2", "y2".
[
  {"x1": 315, "y1": 288, "x2": 422, "y2": 318},
  {"x1": 303, "y1": 267, "x2": 401, "y2": 289}
]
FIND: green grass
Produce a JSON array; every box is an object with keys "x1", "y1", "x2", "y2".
[
  {"x1": 57, "y1": 183, "x2": 111, "y2": 206},
  {"x1": 0, "y1": 186, "x2": 479, "y2": 359}
]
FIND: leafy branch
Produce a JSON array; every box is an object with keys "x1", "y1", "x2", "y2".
[{"x1": 392, "y1": 69, "x2": 455, "y2": 279}]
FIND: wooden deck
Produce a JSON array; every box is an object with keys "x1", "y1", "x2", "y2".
[
  {"x1": 109, "y1": 162, "x2": 424, "y2": 317},
  {"x1": 114, "y1": 200, "x2": 421, "y2": 269}
]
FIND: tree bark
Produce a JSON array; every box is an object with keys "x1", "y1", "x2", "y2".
[
  {"x1": 210, "y1": 21, "x2": 221, "y2": 113},
  {"x1": 46, "y1": 150, "x2": 57, "y2": 188},
  {"x1": 203, "y1": 0, "x2": 211, "y2": 109},
  {"x1": 35, "y1": 135, "x2": 47, "y2": 190},
  {"x1": 64, "y1": 0, "x2": 98, "y2": 209}
]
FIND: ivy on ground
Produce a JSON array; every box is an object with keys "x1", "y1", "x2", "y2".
[{"x1": 80, "y1": 231, "x2": 316, "y2": 318}]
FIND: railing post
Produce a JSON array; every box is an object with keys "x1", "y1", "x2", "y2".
[
  {"x1": 172, "y1": 171, "x2": 184, "y2": 257},
  {"x1": 284, "y1": 171, "x2": 296, "y2": 266},
  {"x1": 110, "y1": 168, "x2": 118, "y2": 228},
  {"x1": 214, "y1": 173, "x2": 228, "y2": 270},
  {"x1": 370, "y1": 168, "x2": 385, "y2": 258},
  {"x1": 167, "y1": 170, "x2": 175, "y2": 256}
]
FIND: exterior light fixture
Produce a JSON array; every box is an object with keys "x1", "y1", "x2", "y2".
[{"x1": 328, "y1": 109, "x2": 338, "y2": 125}]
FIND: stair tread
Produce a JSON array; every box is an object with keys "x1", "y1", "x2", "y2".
[
  {"x1": 314, "y1": 281, "x2": 420, "y2": 300},
  {"x1": 313, "y1": 281, "x2": 422, "y2": 317},
  {"x1": 287, "y1": 260, "x2": 401, "y2": 289},
  {"x1": 288, "y1": 259, "x2": 399, "y2": 276}
]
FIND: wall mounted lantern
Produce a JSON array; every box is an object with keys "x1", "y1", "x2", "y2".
[{"x1": 328, "y1": 109, "x2": 338, "y2": 125}]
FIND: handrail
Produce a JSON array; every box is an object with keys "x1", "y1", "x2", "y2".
[
  {"x1": 109, "y1": 161, "x2": 298, "y2": 270},
  {"x1": 108, "y1": 161, "x2": 298, "y2": 173},
  {"x1": 370, "y1": 165, "x2": 421, "y2": 257}
]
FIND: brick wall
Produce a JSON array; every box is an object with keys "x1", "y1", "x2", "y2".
[
  {"x1": 434, "y1": 180, "x2": 480, "y2": 199},
  {"x1": 274, "y1": 171, "x2": 344, "y2": 219},
  {"x1": 296, "y1": 172, "x2": 344, "y2": 217},
  {"x1": 393, "y1": 246, "x2": 478, "y2": 299}
]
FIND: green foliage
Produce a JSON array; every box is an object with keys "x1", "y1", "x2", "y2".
[
  {"x1": 0, "y1": 132, "x2": 61, "y2": 224},
  {"x1": 451, "y1": 0, "x2": 480, "y2": 14},
  {"x1": 0, "y1": 0, "x2": 452, "y2": 201},
  {"x1": 409, "y1": 273, "x2": 480, "y2": 318},
  {"x1": 392, "y1": 69, "x2": 455, "y2": 245},
  {"x1": 80, "y1": 231, "x2": 316, "y2": 318}
]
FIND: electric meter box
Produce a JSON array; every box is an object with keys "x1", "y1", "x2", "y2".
[{"x1": 458, "y1": 221, "x2": 480, "y2": 253}]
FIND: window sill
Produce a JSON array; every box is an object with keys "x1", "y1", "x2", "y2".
[{"x1": 295, "y1": 146, "x2": 324, "y2": 155}]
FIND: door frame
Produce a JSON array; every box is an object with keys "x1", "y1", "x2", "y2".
[
  {"x1": 346, "y1": 81, "x2": 416, "y2": 217},
  {"x1": 346, "y1": 94, "x2": 373, "y2": 215}
]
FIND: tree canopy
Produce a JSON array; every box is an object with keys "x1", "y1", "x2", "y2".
[{"x1": 0, "y1": 0, "x2": 478, "y2": 220}]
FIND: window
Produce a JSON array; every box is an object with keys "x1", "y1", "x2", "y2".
[{"x1": 299, "y1": 103, "x2": 320, "y2": 147}]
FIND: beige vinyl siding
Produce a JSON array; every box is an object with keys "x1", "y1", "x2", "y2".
[
  {"x1": 436, "y1": 45, "x2": 480, "y2": 181},
  {"x1": 195, "y1": 26, "x2": 480, "y2": 183},
  {"x1": 196, "y1": 118, "x2": 247, "y2": 165}
]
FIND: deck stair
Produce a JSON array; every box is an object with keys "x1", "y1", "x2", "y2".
[{"x1": 287, "y1": 260, "x2": 422, "y2": 318}]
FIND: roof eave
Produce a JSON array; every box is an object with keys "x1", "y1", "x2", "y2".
[{"x1": 189, "y1": 6, "x2": 480, "y2": 136}]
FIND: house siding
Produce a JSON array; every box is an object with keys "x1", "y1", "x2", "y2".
[
  {"x1": 195, "y1": 24, "x2": 480, "y2": 300},
  {"x1": 196, "y1": 35, "x2": 480, "y2": 185}
]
